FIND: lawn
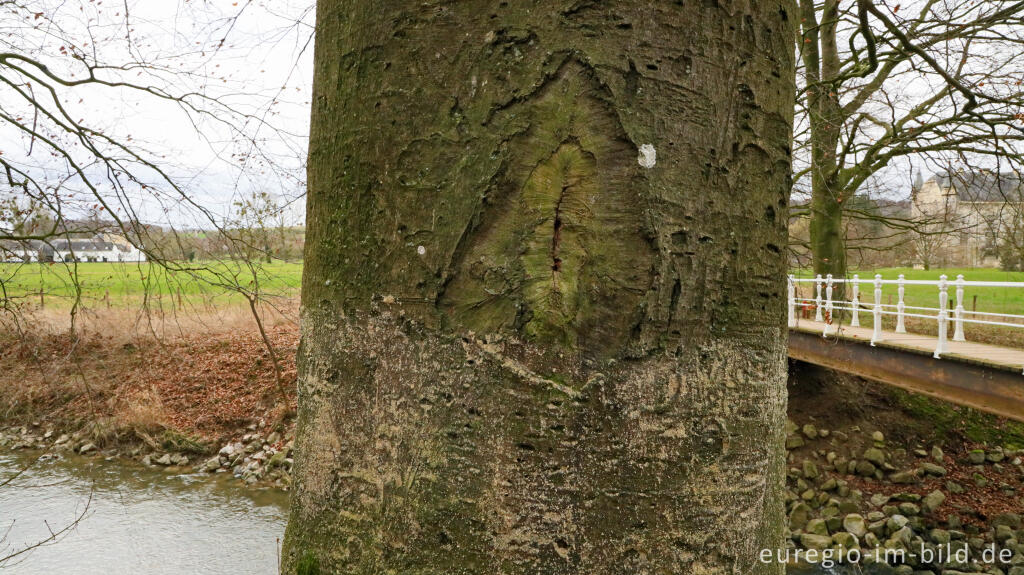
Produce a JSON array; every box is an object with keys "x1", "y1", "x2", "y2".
[
  {"x1": 793, "y1": 267, "x2": 1024, "y2": 316},
  {"x1": 0, "y1": 260, "x2": 303, "y2": 309},
  {"x1": 792, "y1": 267, "x2": 1024, "y2": 347}
]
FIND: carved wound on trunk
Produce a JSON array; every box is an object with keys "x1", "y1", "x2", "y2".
[{"x1": 440, "y1": 60, "x2": 654, "y2": 358}]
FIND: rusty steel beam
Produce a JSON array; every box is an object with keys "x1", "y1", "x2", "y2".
[{"x1": 788, "y1": 330, "x2": 1024, "y2": 423}]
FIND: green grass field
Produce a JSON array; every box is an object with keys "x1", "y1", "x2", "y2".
[
  {"x1": 5, "y1": 260, "x2": 1023, "y2": 321},
  {"x1": 0, "y1": 261, "x2": 303, "y2": 309},
  {"x1": 793, "y1": 267, "x2": 1024, "y2": 316}
]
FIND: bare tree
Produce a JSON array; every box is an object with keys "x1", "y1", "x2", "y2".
[
  {"x1": 0, "y1": 1, "x2": 312, "y2": 385},
  {"x1": 795, "y1": 0, "x2": 1024, "y2": 277}
]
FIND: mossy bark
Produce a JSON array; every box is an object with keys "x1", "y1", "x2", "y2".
[{"x1": 284, "y1": 2, "x2": 796, "y2": 574}]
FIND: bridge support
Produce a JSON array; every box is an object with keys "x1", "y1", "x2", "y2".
[{"x1": 789, "y1": 330, "x2": 1024, "y2": 423}]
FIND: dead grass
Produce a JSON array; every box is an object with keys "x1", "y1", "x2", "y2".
[{"x1": 0, "y1": 300, "x2": 300, "y2": 448}]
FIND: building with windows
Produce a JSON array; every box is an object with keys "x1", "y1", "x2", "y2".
[
  {"x1": 1, "y1": 234, "x2": 146, "y2": 263},
  {"x1": 910, "y1": 171, "x2": 1024, "y2": 268}
]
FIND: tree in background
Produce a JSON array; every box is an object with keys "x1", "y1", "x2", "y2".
[
  {"x1": 283, "y1": 1, "x2": 796, "y2": 573},
  {"x1": 796, "y1": 0, "x2": 1024, "y2": 278}
]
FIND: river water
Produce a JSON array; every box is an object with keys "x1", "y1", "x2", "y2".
[{"x1": 0, "y1": 452, "x2": 288, "y2": 575}]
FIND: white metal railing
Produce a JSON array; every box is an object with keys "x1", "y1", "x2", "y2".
[{"x1": 788, "y1": 273, "x2": 1024, "y2": 367}]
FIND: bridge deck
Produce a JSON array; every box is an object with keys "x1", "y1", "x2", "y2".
[{"x1": 790, "y1": 319, "x2": 1024, "y2": 374}]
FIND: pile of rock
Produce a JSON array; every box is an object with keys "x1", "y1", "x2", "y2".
[
  {"x1": 1, "y1": 424, "x2": 100, "y2": 456},
  {"x1": 199, "y1": 430, "x2": 294, "y2": 488},
  {"x1": 1, "y1": 422, "x2": 296, "y2": 490},
  {"x1": 785, "y1": 420, "x2": 1024, "y2": 574}
]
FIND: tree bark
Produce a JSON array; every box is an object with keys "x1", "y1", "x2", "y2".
[
  {"x1": 809, "y1": 184, "x2": 847, "y2": 279},
  {"x1": 284, "y1": 2, "x2": 796, "y2": 574}
]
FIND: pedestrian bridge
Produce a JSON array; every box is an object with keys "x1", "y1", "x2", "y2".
[{"x1": 787, "y1": 274, "x2": 1024, "y2": 423}]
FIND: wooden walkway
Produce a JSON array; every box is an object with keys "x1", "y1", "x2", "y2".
[{"x1": 790, "y1": 319, "x2": 1024, "y2": 373}]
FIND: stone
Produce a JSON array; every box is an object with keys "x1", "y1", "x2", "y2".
[
  {"x1": 946, "y1": 481, "x2": 966, "y2": 494},
  {"x1": 969, "y1": 449, "x2": 986, "y2": 464},
  {"x1": 872, "y1": 431, "x2": 885, "y2": 442},
  {"x1": 871, "y1": 493, "x2": 891, "y2": 507},
  {"x1": 789, "y1": 503, "x2": 811, "y2": 530},
  {"x1": 155, "y1": 453, "x2": 172, "y2": 466},
  {"x1": 267, "y1": 431, "x2": 281, "y2": 444},
  {"x1": 890, "y1": 469, "x2": 922, "y2": 484},
  {"x1": 922, "y1": 462, "x2": 947, "y2": 476},
  {"x1": 887, "y1": 515, "x2": 910, "y2": 533},
  {"x1": 267, "y1": 451, "x2": 288, "y2": 469},
  {"x1": 843, "y1": 514, "x2": 868, "y2": 538},
  {"x1": 989, "y1": 449, "x2": 1006, "y2": 463},
  {"x1": 922, "y1": 490, "x2": 946, "y2": 514},
  {"x1": 968, "y1": 537, "x2": 986, "y2": 552},
  {"x1": 930, "y1": 529, "x2": 951, "y2": 544},
  {"x1": 995, "y1": 514, "x2": 1023, "y2": 529},
  {"x1": 857, "y1": 460, "x2": 878, "y2": 477},
  {"x1": 838, "y1": 501, "x2": 859, "y2": 514},
  {"x1": 803, "y1": 424, "x2": 819, "y2": 439},
  {"x1": 78, "y1": 443, "x2": 96, "y2": 454},
  {"x1": 803, "y1": 459, "x2": 819, "y2": 480},
  {"x1": 931, "y1": 445, "x2": 944, "y2": 461},
  {"x1": 891, "y1": 525, "x2": 914, "y2": 545},
  {"x1": 863, "y1": 447, "x2": 887, "y2": 466},
  {"x1": 202, "y1": 456, "x2": 221, "y2": 472},
  {"x1": 786, "y1": 435, "x2": 805, "y2": 449},
  {"x1": 998, "y1": 525, "x2": 1016, "y2": 543},
  {"x1": 820, "y1": 478, "x2": 838, "y2": 491},
  {"x1": 800, "y1": 533, "x2": 833, "y2": 551},
  {"x1": 898, "y1": 502, "x2": 921, "y2": 516},
  {"x1": 832, "y1": 531, "x2": 859, "y2": 549},
  {"x1": 219, "y1": 442, "x2": 242, "y2": 457},
  {"x1": 806, "y1": 518, "x2": 829, "y2": 536}
]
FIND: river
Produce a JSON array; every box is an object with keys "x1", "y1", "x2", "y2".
[{"x1": 0, "y1": 452, "x2": 288, "y2": 574}]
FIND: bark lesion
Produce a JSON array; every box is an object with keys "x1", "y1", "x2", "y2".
[{"x1": 439, "y1": 61, "x2": 655, "y2": 360}]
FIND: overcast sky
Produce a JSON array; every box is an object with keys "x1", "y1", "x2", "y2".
[{"x1": 1, "y1": 0, "x2": 315, "y2": 229}]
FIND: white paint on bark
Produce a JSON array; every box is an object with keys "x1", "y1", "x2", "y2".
[{"x1": 637, "y1": 144, "x2": 656, "y2": 168}]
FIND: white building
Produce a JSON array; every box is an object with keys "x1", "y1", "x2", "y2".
[{"x1": 1, "y1": 235, "x2": 146, "y2": 263}]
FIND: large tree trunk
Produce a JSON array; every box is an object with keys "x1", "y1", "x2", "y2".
[
  {"x1": 809, "y1": 183, "x2": 847, "y2": 279},
  {"x1": 284, "y1": 2, "x2": 796, "y2": 574},
  {"x1": 800, "y1": 0, "x2": 848, "y2": 280}
]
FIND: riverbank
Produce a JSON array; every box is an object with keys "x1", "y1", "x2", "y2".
[{"x1": 0, "y1": 305, "x2": 300, "y2": 488}]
